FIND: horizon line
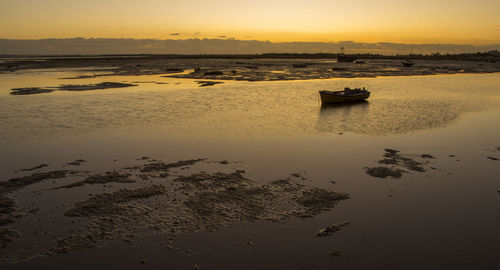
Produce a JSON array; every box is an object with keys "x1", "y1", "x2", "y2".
[{"x1": 1, "y1": 37, "x2": 500, "y2": 47}]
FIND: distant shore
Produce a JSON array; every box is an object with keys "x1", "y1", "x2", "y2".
[
  {"x1": 1, "y1": 51, "x2": 499, "y2": 61},
  {"x1": 1, "y1": 55, "x2": 498, "y2": 82}
]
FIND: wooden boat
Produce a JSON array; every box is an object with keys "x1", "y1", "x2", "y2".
[
  {"x1": 319, "y1": 88, "x2": 370, "y2": 103},
  {"x1": 402, "y1": 60, "x2": 415, "y2": 67}
]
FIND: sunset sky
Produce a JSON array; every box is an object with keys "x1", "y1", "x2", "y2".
[{"x1": 1, "y1": 0, "x2": 499, "y2": 44}]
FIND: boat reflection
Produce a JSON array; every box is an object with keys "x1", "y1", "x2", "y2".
[
  {"x1": 317, "y1": 100, "x2": 370, "y2": 133},
  {"x1": 320, "y1": 100, "x2": 370, "y2": 109}
]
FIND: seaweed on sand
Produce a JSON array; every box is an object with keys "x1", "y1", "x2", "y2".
[
  {"x1": 64, "y1": 185, "x2": 165, "y2": 217},
  {"x1": 53, "y1": 170, "x2": 348, "y2": 254}
]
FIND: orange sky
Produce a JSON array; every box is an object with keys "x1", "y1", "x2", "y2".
[{"x1": 1, "y1": 0, "x2": 499, "y2": 44}]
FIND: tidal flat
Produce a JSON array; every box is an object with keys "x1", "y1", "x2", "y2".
[
  {"x1": 0, "y1": 57, "x2": 500, "y2": 269},
  {"x1": 1, "y1": 56, "x2": 500, "y2": 83}
]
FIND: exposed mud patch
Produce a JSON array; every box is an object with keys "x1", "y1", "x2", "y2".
[
  {"x1": 0, "y1": 170, "x2": 71, "y2": 194},
  {"x1": 315, "y1": 221, "x2": 351, "y2": 237},
  {"x1": 64, "y1": 185, "x2": 164, "y2": 218},
  {"x1": 0, "y1": 158, "x2": 348, "y2": 261},
  {"x1": 60, "y1": 75, "x2": 101, "y2": 80},
  {"x1": 56, "y1": 171, "x2": 134, "y2": 189},
  {"x1": 139, "y1": 159, "x2": 205, "y2": 173},
  {"x1": 51, "y1": 169, "x2": 347, "y2": 254},
  {"x1": 10, "y1": 88, "x2": 54, "y2": 95},
  {"x1": 10, "y1": 82, "x2": 137, "y2": 95},
  {"x1": 0, "y1": 228, "x2": 20, "y2": 250},
  {"x1": 0, "y1": 196, "x2": 17, "y2": 228},
  {"x1": 0, "y1": 197, "x2": 16, "y2": 216},
  {"x1": 164, "y1": 68, "x2": 184, "y2": 73},
  {"x1": 365, "y1": 149, "x2": 435, "y2": 179},
  {"x1": 295, "y1": 188, "x2": 349, "y2": 217},
  {"x1": 15, "y1": 164, "x2": 49, "y2": 172},
  {"x1": 365, "y1": 167, "x2": 403, "y2": 178},
  {"x1": 57, "y1": 82, "x2": 137, "y2": 91},
  {"x1": 195, "y1": 81, "x2": 224, "y2": 87},
  {"x1": 66, "y1": 159, "x2": 86, "y2": 166},
  {"x1": 0, "y1": 196, "x2": 18, "y2": 250},
  {"x1": 328, "y1": 249, "x2": 343, "y2": 256}
]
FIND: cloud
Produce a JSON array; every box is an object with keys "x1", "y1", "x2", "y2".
[
  {"x1": 0, "y1": 38, "x2": 498, "y2": 55},
  {"x1": 169, "y1": 33, "x2": 180, "y2": 36},
  {"x1": 217, "y1": 35, "x2": 226, "y2": 38}
]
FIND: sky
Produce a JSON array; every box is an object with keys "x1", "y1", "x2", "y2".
[{"x1": 1, "y1": 0, "x2": 499, "y2": 45}]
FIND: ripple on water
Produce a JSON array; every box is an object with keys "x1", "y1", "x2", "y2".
[{"x1": 0, "y1": 72, "x2": 499, "y2": 141}]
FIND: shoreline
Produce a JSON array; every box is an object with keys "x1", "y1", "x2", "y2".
[{"x1": 1, "y1": 57, "x2": 499, "y2": 82}]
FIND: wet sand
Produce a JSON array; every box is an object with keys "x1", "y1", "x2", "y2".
[
  {"x1": 0, "y1": 157, "x2": 349, "y2": 263},
  {"x1": 2, "y1": 137, "x2": 499, "y2": 269}
]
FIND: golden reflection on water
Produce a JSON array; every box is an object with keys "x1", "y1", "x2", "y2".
[
  {"x1": 0, "y1": 70, "x2": 499, "y2": 142},
  {"x1": 317, "y1": 101, "x2": 370, "y2": 133}
]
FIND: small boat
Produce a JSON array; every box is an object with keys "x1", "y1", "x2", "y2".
[
  {"x1": 402, "y1": 43, "x2": 415, "y2": 66},
  {"x1": 319, "y1": 88, "x2": 370, "y2": 103},
  {"x1": 337, "y1": 46, "x2": 357, "y2": 62},
  {"x1": 402, "y1": 60, "x2": 415, "y2": 67}
]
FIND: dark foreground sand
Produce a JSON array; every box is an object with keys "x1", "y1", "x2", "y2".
[
  {"x1": 2, "y1": 145, "x2": 498, "y2": 268},
  {"x1": 0, "y1": 158, "x2": 349, "y2": 262}
]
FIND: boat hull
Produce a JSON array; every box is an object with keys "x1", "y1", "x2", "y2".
[
  {"x1": 319, "y1": 90, "x2": 370, "y2": 103},
  {"x1": 337, "y1": 55, "x2": 357, "y2": 62},
  {"x1": 402, "y1": 61, "x2": 415, "y2": 67}
]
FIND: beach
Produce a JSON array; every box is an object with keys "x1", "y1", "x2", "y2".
[{"x1": 1, "y1": 59, "x2": 500, "y2": 269}]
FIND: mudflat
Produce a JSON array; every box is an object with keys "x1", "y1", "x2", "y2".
[{"x1": 1, "y1": 59, "x2": 499, "y2": 269}]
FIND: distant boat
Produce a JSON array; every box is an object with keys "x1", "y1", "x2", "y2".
[
  {"x1": 402, "y1": 43, "x2": 415, "y2": 67},
  {"x1": 319, "y1": 87, "x2": 370, "y2": 103},
  {"x1": 402, "y1": 60, "x2": 415, "y2": 67},
  {"x1": 337, "y1": 46, "x2": 357, "y2": 62}
]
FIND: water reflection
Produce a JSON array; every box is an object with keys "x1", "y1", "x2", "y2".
[
  {"x1": 0, "y1": 71, "x2": 499, "y2": 141},
  {"x1": 317, "y1": 101, "x2": 370, "y2": 133}
]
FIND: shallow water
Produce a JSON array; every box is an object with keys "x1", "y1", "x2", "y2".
[
  {"x1": 1, "y1": 70, "x2": 500, "y2": 269},
  {"x1": 1, "y1": 71, "x2": 499, "y2": 142}
]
